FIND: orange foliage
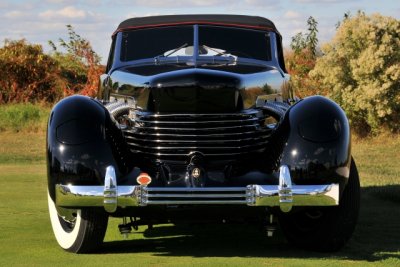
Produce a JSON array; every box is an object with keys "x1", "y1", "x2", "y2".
[
  {"x1": 285, "y1": 49, "x2": 326, "y2": 98},
  {"x1": 0, "y1": 39, "x2": 63, "y2": 103},
  {"x1": 0, "y1": 26, "x2": 104, "y2": 104}
]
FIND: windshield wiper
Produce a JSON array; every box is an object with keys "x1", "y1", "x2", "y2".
[
  {"x1": 156, "y1": 43, "x2": 188, "y2": 58},
  {"x1": 201, "y1": 45, "x2": 225, "y2": 55}
]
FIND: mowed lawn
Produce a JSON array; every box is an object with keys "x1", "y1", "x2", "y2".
[{"x1": 0, "y1": 132, "x2": 399, "y2": 266}]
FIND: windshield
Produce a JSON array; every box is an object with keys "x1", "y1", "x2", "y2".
[
  {"x1": 198, "y1": 26, "x2": 271, "y2": 61},
  {"x1": 120, "y1": 25, "x2": 271, "y2": 62},
  {"x1": 120, "y1": 26, "x2": 193, "y2": 61}
]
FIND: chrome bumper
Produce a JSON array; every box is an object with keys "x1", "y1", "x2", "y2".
[{"x1": 56, "y1": 166, "x2": 339, "y2": 213}]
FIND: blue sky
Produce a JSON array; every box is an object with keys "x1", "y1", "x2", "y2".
[{"x1": 1, "y1": 0, "x2": 399, "y2": 64}]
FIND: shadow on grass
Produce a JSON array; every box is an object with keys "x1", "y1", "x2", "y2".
[{"x1": 101, "y1": 186, "x2": 400, "y2": 262}]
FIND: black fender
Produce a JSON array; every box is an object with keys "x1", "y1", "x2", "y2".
[
  {"x1": 279, "y1": 96, "x2": 351, "y2": 191},
  {"x1": 46, "y1": 95, "x2": 131, "y2": 201}
]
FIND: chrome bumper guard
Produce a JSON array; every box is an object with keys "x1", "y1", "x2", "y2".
[{"x1": 56, "y1": 166, "x2": 339, "y2": 213}]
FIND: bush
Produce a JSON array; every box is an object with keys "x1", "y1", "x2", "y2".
[
  {"x1": 0, "y1": 39, "x2": 64, "y2": 103},
  {"x1": 0, "y1": 103, "x2": 49, "y2": 132},
  {"x1": 0, "y1": 25, "x2": 104, "y2": 105},
  {"x1": 311, "y1": 13, "x2": 400, "y2": 134}
]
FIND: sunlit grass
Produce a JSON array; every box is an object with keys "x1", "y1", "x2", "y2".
[
  {"x1": 0, "y1": 103, "x2": 49, "y2": 133},
  {"x1": 0, "y1": 132, "x2": 46, "y2": 163}
]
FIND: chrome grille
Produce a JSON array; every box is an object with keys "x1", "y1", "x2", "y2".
[{"x1": 123, "y1": 109, "x2": 271, "y2": 159}]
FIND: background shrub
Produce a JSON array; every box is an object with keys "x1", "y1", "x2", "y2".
[
  {"x1": 311, "y1": 13, "x2": 400, "y2": 134},
  {"x1": 0, "y1": 103, "x2": 49, "y2": 132},
  {"x1": 0, "y1": 39, "x2": 64, "y2": 103}
]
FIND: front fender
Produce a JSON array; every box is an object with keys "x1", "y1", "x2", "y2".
[
  {"x1": 46, "y1": 95, "x2": 131, "y2": 201},
  {"x1": 279, "y1": 96, "x2": 351, "y2": 191}
]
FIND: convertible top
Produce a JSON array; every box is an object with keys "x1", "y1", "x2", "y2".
[{"x1": 115, "y1": 14, "x2": 279, "y2": 35}]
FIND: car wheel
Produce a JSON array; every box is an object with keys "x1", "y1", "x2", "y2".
[
  {"x1": 47, "y1": 193, "x2": 109, "y2": 253},
  {"x1": 278, "y1": 158, "x2": 360, "y2": 252}
]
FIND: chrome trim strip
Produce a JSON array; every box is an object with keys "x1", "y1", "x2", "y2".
[
  {"x1": 144, "y1": 194, "x2": 246, "y2": 198},
  {"x1": 145, "y1": 187, "x2": 247, "y2": 192},
  {"x1": 145, "y1": 200, "x2": 249, "y2": 205}
]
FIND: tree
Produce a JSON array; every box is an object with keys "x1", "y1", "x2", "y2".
[
  {"x1": 286, "y1": 16, "x2": 321, "y2": 97},
  {"x1": 311, "y1": 13, "x2": 400, "y2": 134},
  {"x1": 290, "y1": 16, "x2": 318, "y2": 59},
  {"x1": 49, "y1": 25, "x2": 103, "y2": 97}
]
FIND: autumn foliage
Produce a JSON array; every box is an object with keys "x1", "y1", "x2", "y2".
[
  {"x1": 285, "y1": 16, "x2": 324, "y2": 97},
  {"x1": 49, "y1": 25, "x2": 104, "y2": 97},
  {"x1": 311, "y1": 13, "x2": 400, "y2": 134},
  {"x1": 0, "y1": 39, "x2": 62, "y2": 103},
  {"x1": 286, "y1": 13, "x2": 399, "y2": 134},
  {"x1": 0, "y1": 25, "x2": 103, "y2": 104}
]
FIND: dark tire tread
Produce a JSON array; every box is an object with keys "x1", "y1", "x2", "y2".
[{"x1": 68, "y1": 209, "x2": 108, "y2": 254}]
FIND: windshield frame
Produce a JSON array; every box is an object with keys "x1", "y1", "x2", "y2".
[{"x1": 110, "y1": 24, "x2": 282, "y2": 74}]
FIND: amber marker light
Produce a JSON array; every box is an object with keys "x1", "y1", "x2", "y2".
[{"x1": 137, "y1": 173, "x2": 152, "y2": 185}]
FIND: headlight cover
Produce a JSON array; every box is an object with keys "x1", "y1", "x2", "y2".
[
  {"x1": 298, "y1": 115, "x2": 342, "y2": 143},
  {"x1": 56, "y1": 119, "x2": 100, "y2": 145}
]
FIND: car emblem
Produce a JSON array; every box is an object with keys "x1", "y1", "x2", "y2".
[{"x1": 192, "y1": 168, "x2": 201, "y2": 178}]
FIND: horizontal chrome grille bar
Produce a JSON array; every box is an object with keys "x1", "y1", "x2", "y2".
[
  {"x1": 123, "y1": 129, "x2": 271, "y2": 138},
  {"x1": 134, "y1": 118, "x2": 260, "y2": 124},
  {"x1": 124, "y1": 135, "x2": 268, "y2": 144},
  {"x1": 127, "y1": 150, "x2": 255, "y2": 157},
  {"x1": 130, "y1": 124, "x2": 261, "y2": 131},
  {"x1": 135, "y1": 110, "x2": 260, "y2": 118},
  {"x1": 124, "y1": 142, "x2": 268, "y2": 151}
]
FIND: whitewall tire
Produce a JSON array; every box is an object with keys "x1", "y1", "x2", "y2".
[{"x1": 48, "y1": 193, "x2": 108, "y2": 253}]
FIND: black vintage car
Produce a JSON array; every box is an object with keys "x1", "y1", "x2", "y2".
[{"x1": 47, "y1": 15, "x2": 360, "y2": 253}]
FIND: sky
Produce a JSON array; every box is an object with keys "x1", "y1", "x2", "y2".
[{"x1": 1, "y1": 0, "x2": 399, "y2": 64}]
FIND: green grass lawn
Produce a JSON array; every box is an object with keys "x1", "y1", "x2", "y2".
[{"x1": 0, "y1": 132, "x2": 399, "y2": 266}]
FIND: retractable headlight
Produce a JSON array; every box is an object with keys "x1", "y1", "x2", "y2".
[
  {"x1": 298, "y1": 115, "x2": 342, "y2": 143},
  {"x1": 56, "y1": 119, "x2": 99, "y2": 145}
]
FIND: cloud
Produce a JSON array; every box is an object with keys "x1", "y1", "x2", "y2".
[
  {"x1": 124, "y1": 12, "x2": 162, "y2": 19},
  {"x1": 4, "y1": 11, "x2": 26, "y2": 19},
  {"x1": 122, "y1": 0, "x2": 281, "y2": 9},
  {"x1": 45, "y1": 0, "x2": 77, "y2": 4},
  {"x1": 127, "y1": 0, "x2": 228, "y2": 8},
  {"x1": 295, "y1": 0, "x2": 355, "y2": 3},
  {"x1": 244, "y1": 0, "x2": 279, "y2": 6},
  {"x1": 44, "y1": 0, "x2": 104, "y2": 7},
  {"x1": 39, "y1": 6, "x2": 87, "y2": 20},
  {"x1": 284, "y1": 10, "x2": 302, "y2": 19}
]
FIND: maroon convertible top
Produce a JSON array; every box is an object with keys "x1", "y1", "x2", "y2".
[{"x1": 115, "y1": 14, "x2": 279, "y2": 35}]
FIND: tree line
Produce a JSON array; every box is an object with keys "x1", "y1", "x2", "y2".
[{"x1": 0, "y1": 13, "x2": 398, "y2": 135}]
